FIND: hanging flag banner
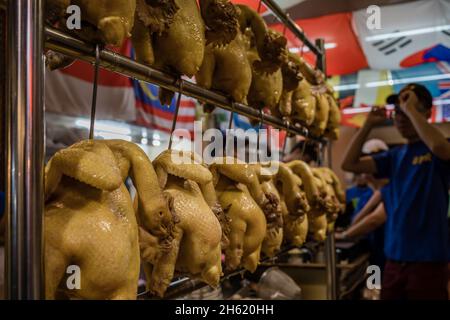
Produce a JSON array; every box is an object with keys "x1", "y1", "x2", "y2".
[
  {"x1": 353, "y1": 0, "x2": 450, "y2": 70},
  {"x1": 45, "y1": 41, "x2": 136, "y2": 122}
]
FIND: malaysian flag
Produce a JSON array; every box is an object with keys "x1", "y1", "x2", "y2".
[{"x1": 45, "y1": 40, "x2": 197, "y2": 138}]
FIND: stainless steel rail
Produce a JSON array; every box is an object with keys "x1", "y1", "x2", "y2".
[
  {"x1": 5, "y1": 0, "x2": 45, "y2": 299},
  {"x1": 44, "y1": 27, "x2": 319, "y2": 139},
  {"x1": 139, "y1": 246, "x2": 295, "y2": 300},
  {"x1": 262, "y1": 0, "x2": 322, "y2": 56}
]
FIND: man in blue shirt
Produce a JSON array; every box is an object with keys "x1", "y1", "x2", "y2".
[{"x1": 342, "y1": 83, "x2": 450, "y2": 300}]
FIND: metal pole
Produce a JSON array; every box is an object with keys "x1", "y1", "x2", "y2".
[
  {"x1": 315, "y1": 38, "x2": 337, "y2": 300},
  {"x1": 261, "y1": 0, "x2": 322, "y2": 56},
  {"x1": 5, "y1": 0, "x2": 45, "y2": 299}
]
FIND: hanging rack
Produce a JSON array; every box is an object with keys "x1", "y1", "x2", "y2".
[
  {"x1": 4, "y1": 0, "x2": 333, "y2": 300},
  {"x1": 139, "y1": 245, "x2": 296, "y2": 300},
  {"x1": 44, "y1": 27, "x2": 323, "y2": 141}
]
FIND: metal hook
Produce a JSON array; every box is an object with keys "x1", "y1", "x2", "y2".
[
  {"x1": 228, "y1": 102, "x2": 235, "y2": 130},
  {"x1": 282, "y1": 119, "x2": 290, "y2": 157},
  {"x1": 257, "y1": 108, "x2": 264, "y2": 150},
  {"x1": 282, "y1": 13, "x2": 289, "y2": 36},
  {"x1": 89, "y1": 44, "x2": 101, "y2": 140},
  {"x1": 168, "y1": 79, "x2": 184, "y2": 150}
]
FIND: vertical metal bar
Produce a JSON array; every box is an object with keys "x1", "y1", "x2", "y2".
[
  {"x1": 315, "y1": 38, "x2": 326, "y2": 76},
  {"x1": 316, "y1": 38, "x2": 336, "y2": 300},
  {"x1": 89, "y1": 44, "x2": 100, "y2": 140},
  {"x1": 5, "y1": 0, "x2": 45, "y2": 299},
  {"x1": 168, "y1": 80, "x2": 183, "y2": 150}
]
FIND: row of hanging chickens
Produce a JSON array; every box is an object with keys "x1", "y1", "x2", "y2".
[
  {"x1": 46, "y1": 0, "x2": 340, "y2": 140},
  {"x1": 44, "y1": 139, "x2": 345, "y2": 299}
]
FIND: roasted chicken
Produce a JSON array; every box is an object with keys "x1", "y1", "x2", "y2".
[
  {"x1": 273, "y1": 162, "x2": 310, "y2": 246},
  {"x1": 45, "y1": 0, "x2": 136, "y2": 69},
  {"x1": 44, "y1": 139, "x2": 174, "y2": 299},
  {"x1": 246, "y1": 30, "x2": 284, "y2": 115},
  {"x1": 310, "y1": 93, "x2": 330, "y2": 137},
  {"x1": 210, "y1": 159, "x2": 268, "y2": 272},
  {"x1": 132, "y1": 0, "x2": 239, "y2": 105},
  {"x1": 196, "y1": 4, "x2": 286, "y2": 105},
  {"x1": 324, "y1": 94, "x2": 341, "y2": 140},
  {"x1": 143, "y1": 150, "x2": 223, "y2": 296}
]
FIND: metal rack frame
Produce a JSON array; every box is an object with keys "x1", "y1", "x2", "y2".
[{"x1": 4, "y1": 0, "x2": 336, "y2": 300}]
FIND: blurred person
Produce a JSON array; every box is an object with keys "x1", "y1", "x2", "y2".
[
  {"x1": 283, "y1": 140, "x2": 319, "y2": 166},
  {"x1": 342, "y1": 83, "x2": 450, "y2": 300}
]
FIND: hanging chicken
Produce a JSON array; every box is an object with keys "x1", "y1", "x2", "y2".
[
  {"x1": 196, "y1": 4, "x2": 286, "y2": 105},
  {"x1": 132, "y1": 0, "x2": 239, "y2": 105},
  {"x1": 273, "y1": 162, "x2": 310, "y2": 246},
  {"x1": 252, "y1": 165, "x2": 284, "y2": 258},
  {"x1": 45, "y1": 0, "x2": 137, "y2": 69},
  {"x1": 44, "y1": 139, "x2": 174, "y2": 299},
  {"x1": 275, "y1": 51, "x2": 305, "y2": 119},
  {"x1": 290, "y1": 79, "x2": 317, "y2": 127},
  {"x1": 310, "y1": 93, "x2": 330, "y2": 137},
  {"x1": 324, "y1": 94, "x2": 341, "y2": 140},
  {"x1": 210, "y1": 159, "x2": 267, "y2": 272},
  {"x1": 246, "y1": 29, "x2": 285, "y2": 116},
  {"x1": 142, "y1": 149, "x2": 224, "y2": 297}
]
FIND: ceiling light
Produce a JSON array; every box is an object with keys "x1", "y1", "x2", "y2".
[
  {"x1": 289, "y1": 42, "x2": 337, "y2": 53},
  {"x1": 365, "y1": 24, "x2": 450, "y2": 41}
]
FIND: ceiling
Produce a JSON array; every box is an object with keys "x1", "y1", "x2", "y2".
[{"x1": 265, "y1": 0, "x2": 420, "y2": 21}]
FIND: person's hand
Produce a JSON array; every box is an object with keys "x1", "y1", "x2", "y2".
[
  {"x1": 399, "y1": 89, "x2": 420, "y2": 115},
  {"x1": 335, "y1": 231, "x2": 347, "y2": 240},
  {"x1": 365, "y1": 106, "x2": 388, "y2": 127}
]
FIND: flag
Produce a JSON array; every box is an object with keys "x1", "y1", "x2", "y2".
[{"x1": 352, "y1": 0, "x2": 450, "y2": 70}]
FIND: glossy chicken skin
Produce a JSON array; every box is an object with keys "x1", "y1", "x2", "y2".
[
  {"x1": 246, "y1": 34, "x2": 283, "y2": 112},
  {"x1": 291, "y1": 79, "x2": 317, "y2": 126},
  {"x1": 196, "y1": 4, "x2": 285, "y2": 105},
  {"x1": 255, "y1": 167, "x2": 283, "y2": 258},
  {"x1": 273, "y1": 163, "x2": 310, "y2": 246},
  {"x1": 132, "y1": 0, "x2": 239, "y2": 105},
  {"x1": 310, "y1": 93, "x2": 330, "y2": 137},
  {"x1": 44, "y1": 140, "x2": 173, "y2": 300},
  {"x1": 324, "y1": 94, "x2": 341, "y2": 140},
  {"x1": 145, "y1": 150, "x2": 223, "y2": 296},
  {"x1": 211, "y1": 160, "x2": 267, "y2": 271},
  {"x1": 196, "y1": 32, "x2": 252, "y2": 104},
  {"x1": 72, "y1": 0, "x2": 136, "y2": 46}
]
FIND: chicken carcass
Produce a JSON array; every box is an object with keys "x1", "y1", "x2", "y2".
[
  {"x1": 196, "y1": 4, "x2": 286, "y2": 105},
  {"x1": 275, "y1": 52, "x2": 304, "y2": 119},
  {"x1": 245, "y1": 29, "x2": 284, "y2": 117},
  {"x1": 144, "y1": 150, "x2": 223, "y2": 296},
  {"x1": 310, "y1": 93, "x2": 330, "y2": 137},
  {"x1": 313, "y1": 167, "x2": 345, "y2": 225},
  {"x1": 324, "y1": 94, "x2": 341, "y2": 140},
  {"x1": 273, "y1": 163, "x2": 310, "y2": 246},
  {"x1": 45, "y1": 0, "x2": 136, "y2": 69},
  {"x1": 132, "y1": 0, "x2": 239, "y2": 105},
  {"x1": 210, "y1": 159, "x2": 267, "y2": 271},
  {"x1": 44, "y1": 140, "x2": 174, "y2": 299},
  {"x1": 290, "y1": 79, "x2": 317, "y2": 127},
  {"x1": 252, "y1": 165, "x2": 284, "y2": 258}
]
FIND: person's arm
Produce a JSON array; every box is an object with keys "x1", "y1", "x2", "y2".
[
  {"x1": 399, "y1": 90, "x2": 450, "y2": 161},
  {"x1": 341, "y1": 107, "x2": 387, "y2": 174},
  {"x1": 335, "y1": 202, "x2": 386, "y2": 240},
  {"x1": 351, "y1": 190, "x2": 382, "y2": 225}
]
